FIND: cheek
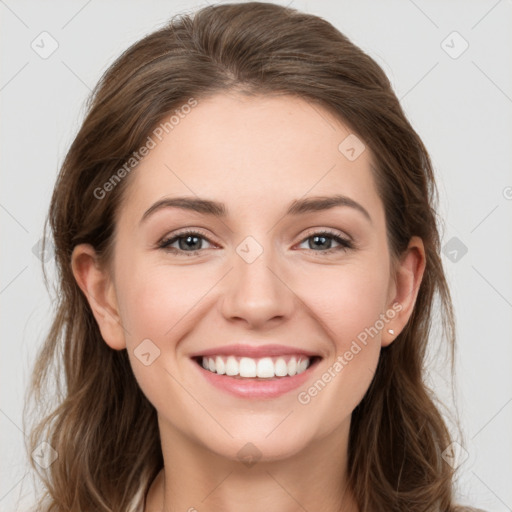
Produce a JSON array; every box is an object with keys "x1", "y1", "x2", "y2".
[
  {"x1": 293, "y1": 259, "x2": 390, "y2": 349},
  {"x1": 115, "y1": 263, "x2": 214, "y2": 413},
  {"x1": 117, "y1": 260, "x2": 211, "y2": 341},
  {"x1": 292, "y1": 261, "x2": 388, "y2": 409}
]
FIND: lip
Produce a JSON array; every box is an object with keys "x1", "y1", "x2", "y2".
[
  {"x1": 191, "y1": 354, "x2": 322, "y2": 399},
  {"x1": 189, "y1": 343, "x2": 321, "y2": 359}
]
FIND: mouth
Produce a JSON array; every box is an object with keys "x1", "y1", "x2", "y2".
[
  {"x1": 190, "y1": 353, "x2": 323, "y2": 399},
  {"x1": 192, "y1": 354, "x2": 322, "y2": 380}
]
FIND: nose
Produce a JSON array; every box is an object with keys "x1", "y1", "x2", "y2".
[{"x1": 220, "y1": 241, "x2": 295, "y2": 329}]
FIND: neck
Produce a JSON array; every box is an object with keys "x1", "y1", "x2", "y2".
[{"x1": 144, "y1": 417, "x2": 359, "y2": 512}]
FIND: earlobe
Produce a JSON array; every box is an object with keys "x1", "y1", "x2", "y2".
[
  {"x1": 71, "y1": 244, "x2": 127, "y2": 350},
  {"x1": 382, "y1": 236, "x2": 426, "y2": 347}
]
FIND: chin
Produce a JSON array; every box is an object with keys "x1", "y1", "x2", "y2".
[{"x1": 197, "y1": 422, "x2": 316, "y2": 465}]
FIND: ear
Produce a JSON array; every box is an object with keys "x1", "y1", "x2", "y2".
[
  {"x1": 382, "y1": 236, "x2": 426, "y2": 347},
  {"x1": 71, "y1": 243, "x2": 126, "y2": 350}
]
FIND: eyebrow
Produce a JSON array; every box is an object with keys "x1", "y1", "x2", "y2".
[{"x1": 140, "y1": 194, "x2": 372, "y2": 225}]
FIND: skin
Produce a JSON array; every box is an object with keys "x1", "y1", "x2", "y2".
[{"x1": 72, "y1": 92, "x2": 425, "y2": 512}]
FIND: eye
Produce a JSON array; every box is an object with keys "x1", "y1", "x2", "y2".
[
  {"x1": 158, "y1": 228, "x2": 354, "y2": 256},
  {"x1": 297, "y1": 230, "x2": 353, "y2": 254},
  {"x1": 158, "y1": 229, "x2": 215, "y2": 255}
]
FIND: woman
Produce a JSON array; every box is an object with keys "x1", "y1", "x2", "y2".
[{"x1": 24, "y1": 2, "x2": 482, "y2": 511}]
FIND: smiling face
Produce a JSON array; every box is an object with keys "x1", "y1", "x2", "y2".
[{"x1": 72, "y1": 92, "x2": 424, "y2": 464}]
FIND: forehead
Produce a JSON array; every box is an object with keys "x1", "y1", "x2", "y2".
[{"x1": 120, "y1": 92, "x2": 384, "y2": 226}]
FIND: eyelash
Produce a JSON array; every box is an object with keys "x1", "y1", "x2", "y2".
[{"x1": 157, "y1": 228, "x2": 354, "y2": 257}]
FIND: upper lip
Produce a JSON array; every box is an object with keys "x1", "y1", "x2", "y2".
[{"x1": 190, "y1": 344, "x2": 321, "y2": 359}]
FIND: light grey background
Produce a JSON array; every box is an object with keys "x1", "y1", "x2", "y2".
[{"x1": 1, "y1": 1, "x2": 511, "y2": 510}]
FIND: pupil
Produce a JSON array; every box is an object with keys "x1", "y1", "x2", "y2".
[
  {"x1": 312, "y1": 235, "x2": 330, "y2": 250},
  {"x1": 180, "y1": 235, "x2": 201, "y2": 251}
]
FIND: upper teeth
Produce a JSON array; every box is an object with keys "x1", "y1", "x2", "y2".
[{"x1": 201, "y1": 355, "x2": 311, "y2": 378}]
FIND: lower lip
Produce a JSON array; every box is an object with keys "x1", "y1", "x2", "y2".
[{"x1": 192, "y1": 358, "x2": 321, "y2": 399}]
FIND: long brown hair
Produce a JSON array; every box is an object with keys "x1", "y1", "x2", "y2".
[{"x1": 23, "y1": 2, "x2": 475, "y2": 511}]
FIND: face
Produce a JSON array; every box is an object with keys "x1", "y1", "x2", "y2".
[{"x1": 74, "y1": 92, "x2": 423, "y2": 463}]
